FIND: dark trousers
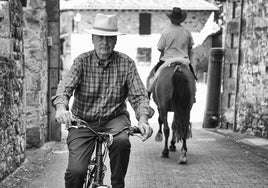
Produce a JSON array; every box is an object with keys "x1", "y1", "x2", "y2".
[
  {"x1": 65, "y1": 114, "x2": 131, "y2": 188},
  {"x1": 154, "y1": 60, "x2": 165, "y2": 72}
]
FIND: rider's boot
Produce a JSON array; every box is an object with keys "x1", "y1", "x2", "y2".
[{"x1": 189, "y1": 63, "x2": 198, "y2": 81}]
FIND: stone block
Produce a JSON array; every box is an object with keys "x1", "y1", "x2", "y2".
[
  {"x1": 255, "y1": 17, "x2": 268, "y2": 29},
  {"x1": 26, "y1": 91, "x2": 39, "y2": 106},
  {"x1": 26, "y1": 126, "x2": 44, "y2": 148},
  {"x1": 0, "y1": 38, "x2": 11, "y2": 58},
  {"x1": 0, "y1": 1, "x2": 10, "y2": 38}
]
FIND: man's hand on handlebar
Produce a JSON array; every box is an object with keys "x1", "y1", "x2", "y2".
[
  {"x1": 138, "y1": 121, "x2": 153, "y2": 142},
  {"x1": 55, "y1": 104, "x2": 74, "y2": 129}
]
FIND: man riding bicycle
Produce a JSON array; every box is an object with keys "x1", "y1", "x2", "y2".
[{"x1": 52, "y1": 13, "x2": 154, "y2": 188}]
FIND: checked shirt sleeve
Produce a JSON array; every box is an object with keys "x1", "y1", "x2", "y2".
[
  {"x1": 51, "y1": 57, "x2": 82, "y2": 109},
  {"x1": 126, "y1": 60, "x2": 154, "y2": 120}
]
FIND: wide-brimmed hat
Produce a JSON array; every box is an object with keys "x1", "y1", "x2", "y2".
[
  {"x1": 167, "y1": 7, "x2": 187, "y2": 25},
  {"x1": 87, "y1": 13, "x2": 124, "y2": 36}
]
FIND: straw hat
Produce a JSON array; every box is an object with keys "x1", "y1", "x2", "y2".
[
  {"x1": 88, "y1": 13, "x2": 124, "y2": 36},
  {"x1": 167, "y1": 7, "x2": 187, "y2": 25}
]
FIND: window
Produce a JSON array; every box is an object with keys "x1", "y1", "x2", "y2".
[
  {"x1": 139, "y1": 13, "x2": 151, "y2": 35},
  {"x1": 20, "y1": 0, "x2": 27, "y2": 7},
  {"x1": 136, "y1": 47, "x2": 151, "y2": 63}
]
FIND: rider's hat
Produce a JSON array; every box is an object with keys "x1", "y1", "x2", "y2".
[
  {"x1": 87, "y1": 13, "x2": 124, "y2": 36},
  {"x1": 167, "y1": 7, "x2": 187, "y2": 25}
]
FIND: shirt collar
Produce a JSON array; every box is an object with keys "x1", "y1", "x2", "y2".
[{"x1": 93, "y1": 50, "x2": 114, "y2": 68}]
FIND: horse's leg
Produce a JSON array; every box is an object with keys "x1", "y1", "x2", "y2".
[
  {"x1": 179, "y1": 114, "x2": 191, "y2": 164},
  {"x1": 169, "y1": 117, "x2": 176, "y2": 152},
  {"x1": 179, "y1": 137, "x2": 187, "y2": 164},
  {"x1": 155, "y1": 113, "x2": 163, "y2": 142},
  {"x1": 161, "y1": 111, "x2": 169, "y2": 158}
]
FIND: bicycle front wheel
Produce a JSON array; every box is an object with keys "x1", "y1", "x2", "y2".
[{"x1": 83, "y1": 165, "x2": 95, "y2": 188}]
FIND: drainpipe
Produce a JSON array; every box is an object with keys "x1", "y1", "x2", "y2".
[
  {"x1": 203, "y1": 48, "x2": 225, "y2": 128},
  {"x1": 233, "y1": 0, "x2": 244, "y2": 131}
]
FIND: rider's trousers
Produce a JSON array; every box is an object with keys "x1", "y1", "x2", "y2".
[{"x1": 65, "y1": 114, "x2": 131, "y2": 188}]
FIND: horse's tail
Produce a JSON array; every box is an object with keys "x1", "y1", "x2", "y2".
[
  {"x1": 172, "y1": 66, "x2": 192, "y2": 141},
  {"x1": 172, "y1": 66, "x2": 191, "y2": 114}
]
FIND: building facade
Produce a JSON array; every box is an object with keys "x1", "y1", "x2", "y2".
[{"x1": 60, "y1": 0, "x2": 219, "y2": 79}]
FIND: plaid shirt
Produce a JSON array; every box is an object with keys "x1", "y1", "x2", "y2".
[{"x1": 52, "y1": 50, "x2": 154, "y2": 122}]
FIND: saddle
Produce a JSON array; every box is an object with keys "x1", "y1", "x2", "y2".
[{"x1": 154, "y1": 57, "x2": 190, "y2": 78}]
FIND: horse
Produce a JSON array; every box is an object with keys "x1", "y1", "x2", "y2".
[{"x1": 152, "y1": 62, "x2": 195, "y2": 164}]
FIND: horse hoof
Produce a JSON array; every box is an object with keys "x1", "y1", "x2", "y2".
[
  {"x1": 179, "y1": 149, "x2": 187, "y2": 164},
  {"x1": 169, "y1": 145, "x2": 176, "y2": 152},
  {"x1": 161, "y1": 153, "x2": 169, "y2": 158},
  {"x1": 161, "y1": 154, "x2": 169, "y2": 158},
  {"x1": 155, "y1": 133, "x2": 163, "y2": 142},
  {"x1": 178, "y1": 157, "x2": 187, "y2": 164}
]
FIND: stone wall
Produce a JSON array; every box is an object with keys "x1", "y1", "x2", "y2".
[
  {"x1": 224, "y1": 0, "x2": 268, "y2": 137},
  {"x1": 23, "y1": 0, "x2": 48, "y2": 148},
  {"x1": 237, "y1": 0, "x2": 268, "y2": 137},
  {"x1": 0, "y1": 0, "x2": 25, "y2": 181}
]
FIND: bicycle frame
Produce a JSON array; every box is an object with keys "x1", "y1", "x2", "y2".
[
  {"x1": 83, "y1": 130, "x2": 111, "y2": 188},
  {"x1": 92, "y1": 136, "x2": 107, "y2": 187}
]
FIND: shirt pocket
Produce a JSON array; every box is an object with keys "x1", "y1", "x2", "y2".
[{"x1": 108, "y1": 85, "x2": 126, "y2": 103}]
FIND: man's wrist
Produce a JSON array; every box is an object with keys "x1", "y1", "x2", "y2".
[
  {"x1": 139, "y1": 114, "x2": 149, "y2": 124},
  {"x1": 139, "y1": 121, "x2": 149, "y2": 125},
  {"x1": 56, "y1": 104, "x2": 67, "y2": 111}
]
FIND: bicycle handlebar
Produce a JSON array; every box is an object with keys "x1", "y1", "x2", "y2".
[{"x1": 68, "y1": 119, "x2": 142, "y2": 139}]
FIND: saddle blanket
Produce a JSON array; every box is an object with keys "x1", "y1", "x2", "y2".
[{"x1": 147, "y1": 57, "x2": 190, "y2": 92}]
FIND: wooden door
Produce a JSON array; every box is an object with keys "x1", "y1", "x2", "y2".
[{"x1": 221, "y1": 0, "x2": 242, "y2": 130}]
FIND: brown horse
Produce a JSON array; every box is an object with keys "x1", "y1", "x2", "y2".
[{"x1": 152, "y1": 62, "x2": 195, "y2": 164}]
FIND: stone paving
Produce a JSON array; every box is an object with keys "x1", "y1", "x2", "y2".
[
  {"x1": 0, "y1": 123, "x2": 268, "y2": 188},
  {"x1": 123, "y1": 126, "x2": 268, "y2": 188}
]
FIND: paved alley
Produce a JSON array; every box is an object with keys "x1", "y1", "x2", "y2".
[{"x1": 1, "y1": 122, "x2": 268, "y2": 188}]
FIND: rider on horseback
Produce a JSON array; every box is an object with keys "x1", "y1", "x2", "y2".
[{"x1": 147, "y1": 7, "x2": 197, "y2": 99}]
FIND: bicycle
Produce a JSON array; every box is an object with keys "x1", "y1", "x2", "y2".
[{"x1": 68, "y1": 119, "x2": 142, "y2": 188}]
